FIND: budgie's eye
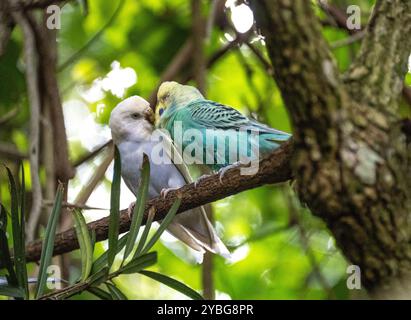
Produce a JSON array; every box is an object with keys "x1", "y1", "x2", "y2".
[
  {"x1": 131, "y1": 113, "x2": 140, "y2": 119},
  {"x1": 161, "y1": 93, "x2": 170, "y2": 102},
  {"x1": 158, "y1": 108, "x2": 164, "y2": 116}
]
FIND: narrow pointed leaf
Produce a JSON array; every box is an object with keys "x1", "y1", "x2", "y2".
[
  {"x1": 106, "y1": 282, "x2": 128, "y2": 300},
  {"x1": 123, "y1": 154, "x2": 150, "y2": 261},
  {"x1": 140, "y1": 270, "x2": 204, "y2": 300},
  {"x1": 5, "y1": 167, "x2": 27, "y2": 298},
  {"x1": 35, "y1": 183, "x2": 64, "y2": 299},
  {"x1": 107, "y1": 147, "x2": 121, "y2": 268},
  {"x1": 91, "y1": 233, "x2": 128, "y2": 275},
  {"x1": 0, "y1": 285, "x2": 24, "y2": 298},
  {"x1": 90, "y1": 229, "x2": 96, "y2": 253},
  {"x1": 19, "y1": 164, "x2": 28, "y2": 298},
  {"x1": 88, "y1": 266, "x2": 109, "y2": 287},
  {"x1": 134, "y1": 207, "x2": 155, "y2": 257},
  {"x1": 120, "y1": 252, "x2": 157, "y2": 274},
  {"x1": 0, "y1": 204, "x2": 17, "y2": 286},
  {"x1": 142, "y1": 197, "x2": 181, "y2": 254},
  {"x1": 87, "y1": 286, "x2": 112, "y2": 300},
  {"x1": 73, "y1": 209, "x2": 93, "y2": 281}
]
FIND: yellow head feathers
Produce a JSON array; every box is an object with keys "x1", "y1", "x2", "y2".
[{"x1": 155, "y1": 81, "x2": 204, "y2": 126}]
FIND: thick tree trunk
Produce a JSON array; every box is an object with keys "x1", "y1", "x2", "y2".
[{"x1": 251, "y1": 0, "x2": 411, "y2": 298}]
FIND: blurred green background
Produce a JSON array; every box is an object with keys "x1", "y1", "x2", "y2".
[{"x1": 2, "y1": 0, "x2": 406, "y2": 300}]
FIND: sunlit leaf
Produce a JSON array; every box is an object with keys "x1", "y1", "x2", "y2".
[
  {"x1": 139, "y1": 270, "x2": 204, "y2": 300},
  {"x1": 88, "y1": 266, "x2": 109, "y2": 287},
  {"x1": 108, "y1": 146, "x2": 121, "y2": 268},
  {"x1": 133, "y1": 207, "x2": 155, "y2": 257},
  {"x1": 73, "y1": 209, "x2": 94, "y2": 281},
  {"x1": 106, "y1": 282, "x2": 128, "y2": 300},
  {"x1": 120, "y1": 252, "x2": 157, "y2": 274},
  {"x1": 91, "y1": 234, "x2": 128, "y2": 275},
  {"x1": 35, "y1": 183, "x2": 64, "y2": 299},
  {"x1": 87, "y1": 286, "x2": 113, "y2": 300},
  {"x1": 123, "y1": 154, "x2": 150, "y2": 261},
  {"x1": 141, "y1": 196, "x2": 181, "y2": 255}
]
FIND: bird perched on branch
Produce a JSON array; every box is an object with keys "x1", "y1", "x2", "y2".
[
  {"x1": 155, "y1": 81, "x2": 291, "y2": 176},
  {"x1": 109, "y1": 96, "x2": 229, "y2": 260}
]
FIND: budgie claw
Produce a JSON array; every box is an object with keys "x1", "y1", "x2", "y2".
[
  {"x1": 160, "y1": 187, "x2": 179, "y2": 199},
  {"x1": 194, "y1": 174, "x2": 212, "y2": 188},
  {"x1": 218, "y1": 162, "x2": 242, "y2": 184},
  {"x1": 127, "y1": 201, "x2": 136, "y2": 220}
]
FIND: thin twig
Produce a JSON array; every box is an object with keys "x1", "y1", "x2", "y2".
[
  {"x1": 0, "y1": 143, "x2": 27, "y2": 161},
  {"x1": 11, "y1": 9, "x2": 43, "y2": 243},
  {"x1": 73, "y1": 140, "x2": 113, "y2": 167},
  {"x1": 42, "y1": 200, "x2": 107, "y2": 211},
  {"x1": 57, "y1": 0, "x2": 125, "y2": 72},
  {"x1": 148, "y1": 39, "x2": 194, "y2": 106},
  {"x1": 330, "y1": 30, "x2": 366, "y2": 49}
]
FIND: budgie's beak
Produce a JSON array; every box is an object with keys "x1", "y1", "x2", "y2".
[{"x1": 144, "y1": 108, "x2": 155, "y2": 125}]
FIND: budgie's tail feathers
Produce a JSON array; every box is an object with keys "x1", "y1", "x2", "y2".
[
  {"x1": 166, "y1": 207, "x2": 231, "y2": 260},
  {"x1": 248, "y1": 119, "x2": 291, "y2": 141}
]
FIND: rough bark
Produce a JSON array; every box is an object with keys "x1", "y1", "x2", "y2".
[{"x1": 251, "y1": 0, "x2": 411, "y2": 298}]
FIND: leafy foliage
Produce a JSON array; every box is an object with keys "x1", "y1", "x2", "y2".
[{"x1": 0, "y1": 158, "x2": 202, "y2": 300}]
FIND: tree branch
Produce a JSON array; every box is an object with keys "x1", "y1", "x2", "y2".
[
  {"x1": 345, "y1": 0, "x2": 411, "y2": 113},
  {"x1": 8, "y1": 0, "x2": 70, "y2": 11},
  {"x1": 319, "y1": 1, "x2": 411, "y2": 109},
  {"x1": 22, "y1": 140, "x2": 294, "y2": 264},
  {"x1": 0, "y1": 143, "x2": 27, "y2": 161},
  {"x1": 11, "y1": 9, "x2": 43, "y2": 243},
  {"x1": 30, "y1": 13, "x2": 75, "y2": 184}
]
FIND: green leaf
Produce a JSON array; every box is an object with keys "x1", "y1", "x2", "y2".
[
  {"x1": 106, "y1": 282, "x2": 128, "y2": 300},
  {"x1": 5, "y1": 166, "x2": 27, "y2": 298},
  {"x1": 141, "y1": 197, "x2": 181, "y2": 254},
  {"x1": 120, "y1": 252, "x2": 157, "y2": 274},
  {"x1": 88, "y1": 267, "x2": 109, "y2": 287},
  {"x1": 107, "y1": 146, "x2": 121, "y2": 268},
  {"x1": 73, "y1": 209, "x2": 93, "y2": 282},
  {"x1": 90, "y1": 229, "x2": 96, "y2": 253},
  {"x1": 139, "y1": 270, "x2": 204, "y2": 300},
  {"x1": 35, "y1": 183, "x2": 64, "y2": 299},
  {"x1": 91, "y1": 233, "x2": 128, "y2": 275},
  {"x1": 19, "y1": 164, "x2": 28, "y2": 298},
  {"x1": 0, "y1": 204, "x2": 17, "y2": 286},
  {"x1": 133, "y1": 207, "x2": 156, "y2": 257},
  {"x1": 87, "y1": 286, "x2": 112, "y2": 300},
  {"x1": 123, "y1": 154, "x2": 150, "y2": 261},
  {"x1": 0, "y1": 285, "x2": 24, "y2": 298}
]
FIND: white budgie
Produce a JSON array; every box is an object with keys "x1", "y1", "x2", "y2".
[{"x1": 109, "y1": 96, "x2": 229, "y2": 260}]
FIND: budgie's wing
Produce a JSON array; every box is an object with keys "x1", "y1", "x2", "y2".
[
  {"x1": 186, "y1": 100, "x2": 291, "y2": 142},
  {"x1": 158, "y1": 129, "x2": 194, "y2": 183},
  {"x1": 187, "y1": 100, "x2": 249, "y2": 129},
  {"x1": 157, "y1": 130, "x2": 230, "y2": 259}
]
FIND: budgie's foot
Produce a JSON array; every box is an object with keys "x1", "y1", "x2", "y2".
[
  {"x1": 160, "y1": 187, "x2": 180, "y2": 199},
  {"x1": 194, "y1": 174, "x2": 212, "y2": 188},
  {"x1": 218, "y1": 162, "x2": 242, "y2": 184},
  {"x1": 127, "y1": 201, "x2": 136, "y2": 220}
]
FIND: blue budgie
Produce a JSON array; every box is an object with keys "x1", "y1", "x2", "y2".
[
  {"x1": 155, "y1": 81, "x2": 291, "y2": 175},
  {"x1": 109, "y1": 96, "x2": 229, "y2": 260}
]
